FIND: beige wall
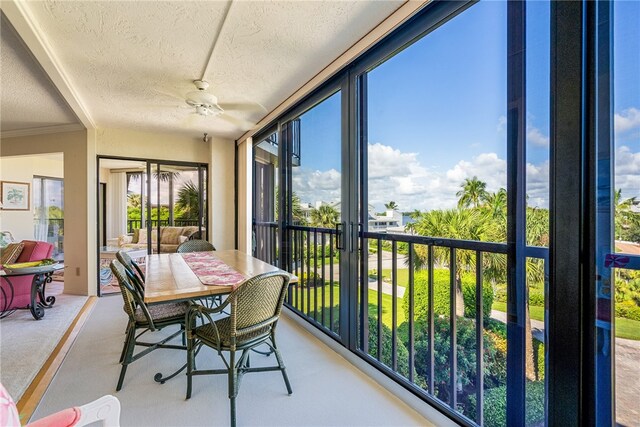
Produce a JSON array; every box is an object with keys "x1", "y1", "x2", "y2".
[
  {"x1": 0, "y1": 154, "x2": 64, "y2": 241},
  {"x1": 0, "y1": 130, "x2": 95, "y2": 296},
  {"x1": 208, "y1": 136, "x2": 236, "y2": 251},
  {"x1": 97, "y1": 128, "x2": 210, "y2": 163}
]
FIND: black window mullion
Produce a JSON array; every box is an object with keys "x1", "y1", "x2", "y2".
[{"x1": 506, "y1": 1, "x2": 527, "y2": 425}]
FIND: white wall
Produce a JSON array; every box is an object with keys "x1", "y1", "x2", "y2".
[{"x1": 0, "y1": 155, "x2": 64, "y2": 241}]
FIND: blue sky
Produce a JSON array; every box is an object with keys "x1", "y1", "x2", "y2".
[{"x1": 292, "y1": 0, "x2": 639, "y2": 212}]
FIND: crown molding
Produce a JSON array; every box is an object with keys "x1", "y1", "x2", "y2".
[{"x1": 0, "y1": 123, "x2": 85, "y2": 139}]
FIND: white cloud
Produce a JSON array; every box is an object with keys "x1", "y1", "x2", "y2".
[
  {"x1": 527, "y1": 125, "x2": 549, "y2": 147},
  {"x1": 615, "y1": 108, "x2": 640, "y2": 136},
  {"x1": 291, "y1": 143, "x2": 639, "y2": 213},
  {"x1": 615, "y1": 145, "x2": 640, "y2": 199},
  {"x1": 497, "y1": 115, "x2": 507, "y2": 132}
]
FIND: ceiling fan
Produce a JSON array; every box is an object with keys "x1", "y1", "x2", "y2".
[{"x1": 185, "y1": 80, "x2": 224, "y2": 117}]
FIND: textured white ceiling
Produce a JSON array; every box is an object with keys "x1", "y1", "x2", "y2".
[
  {"x1": 0, "y1": 13, "x2": 79, "y2": 133},
  {"x1": 18, "y1": 0, "x2": 404, "y2": 139}
]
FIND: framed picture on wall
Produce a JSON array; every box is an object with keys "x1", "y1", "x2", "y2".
[{"x1": 1, "y1": 181, "x2": 30, "y2": 211}]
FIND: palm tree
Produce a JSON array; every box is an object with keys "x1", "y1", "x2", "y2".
[
  {"x1": 456, "y1": 177, "x2": 489, "y2": 209},
  {"x1": 309, "y1": 204, "x2": 339, "y2": 228},
  {"x1": 384, "y1": 201, "x2": 399, "y2": 210},
  {"x1": 483, "y1": 188, "x2": 507, "y2": 220},
  {"x1": 412, "y1": 208, "x2": 488, "y2": 316},
  {"x1": 275, "y1": 188, "x2": 307, "y2": 225},
  {"x1": 614, "y1": 189, "x2": 640, "y2": 241},
  {"x1": 175, "y1": 181, "x2": 200, "y2": 219}
]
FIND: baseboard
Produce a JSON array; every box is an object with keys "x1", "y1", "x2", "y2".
[{"x1": 17, "y1": 296, "x2": 98, "y2": 423}]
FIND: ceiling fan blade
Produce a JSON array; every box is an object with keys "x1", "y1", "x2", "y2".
[
  {"x1": 152, "y1": 88, "x2": 186, "y2": 102},
  {"x1": 218, "y1": 101, "x2": 268, "y2": 113},
  {"x1": 220, "y1": 114, "x2": 257, "y2": 130}
]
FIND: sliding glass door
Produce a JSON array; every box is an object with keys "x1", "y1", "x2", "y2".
[
  {"x1": 97, "y1": 157, "x2": 207, "y2": 295},
  {"x1": 280, "y1": 85, "x2": 351, "y2": 341}
]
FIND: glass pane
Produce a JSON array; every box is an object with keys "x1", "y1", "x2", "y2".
[
  {"x1": 613, "y1": 2, "x2": 640, "y2": 425},
  {"x1": 362, "y1": 1, "x2": 507, "y2": 422},
  {"x1": 289, "y1": 90, "x2": 342, "y2": 334},
  {"x1": 33, "y1": 177, "x2": 64, "y2": 258},
  {"x1": 525, "y1": 1, "x2": 550, "y2": 425},
  {"x1": 254, "y1": 131, "x2": 279, "y2": 266}
]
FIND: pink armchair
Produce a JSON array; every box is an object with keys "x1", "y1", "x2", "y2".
[{"x1": 0, "y1": 241, "x2": 54, "y2": 311}]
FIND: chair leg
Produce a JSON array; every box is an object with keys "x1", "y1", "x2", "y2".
[
  {"x1": 186, "y1": 337, "x2": 194, "y2": 399},
  {"x1": 117, "y1": 326, "x2": 136, "y2": 391},
  {"x1": 119, "y1": 323, "x2": 131, "y2": 363},
  {"x1": 228, "y1": 350, "x2": 238, "y2": 427},
  {"x1": 271, "y1": 336, "x2": 292, "y2": 395}
]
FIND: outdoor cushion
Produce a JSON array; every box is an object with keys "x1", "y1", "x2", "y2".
[
  {"x1": 134, "y1": 301, "x2": 189, "y2": 323},
  {"x1": 28, "y1": 407, "x2": 81, "y2": 427},
  {"x1": 195, "y1": 317, "x2": 271, "y2": 348},
  {"x1": 0, "y1": 242, "x2": 24, "y2": 265}
]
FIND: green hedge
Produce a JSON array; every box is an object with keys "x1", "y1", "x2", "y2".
[
  {"x1": 483, "y1": 381, "x2": 545, "y2": 427},
  {"x1": 402, "y1": 269, "x2": 493, "y2": 321},
  {"x1": 367, "y1": 316, "x2": 412, "y2": 380},
  {"x1": 616, "y1": 300, "x2": 640, "y2": 321}
]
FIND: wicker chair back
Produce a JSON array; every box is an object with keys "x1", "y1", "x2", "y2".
[
  {"x1": 228, "y1": 271, "x2": 290, "y2": 339},
  {"x1": 110, "y1": 260, "x2": 155, "y2": 329},
  {"x1": 176, "y1": 239, "x2": 216, "y2": 253},
  {"x1": 116, "y1": 251, "x2": 145, "y2": 291}
]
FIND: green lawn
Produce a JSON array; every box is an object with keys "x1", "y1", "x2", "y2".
[
  {"x1": 492, "y1": 301, "x2": 640, "y2": 341},
  {"x1": 370, "y1": 268, "x2": 410, "y2": 287},
  {"x1": 289, "y1": 284, "x2": 404, "y2": 329}
]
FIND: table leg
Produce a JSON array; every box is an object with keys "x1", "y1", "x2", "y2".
[
  {"x1": 29, "y1": 272, "x2": 55, "y2": 320},
  {"x1": 0, "y1": 277, "x2": 16, "y2": 319}
]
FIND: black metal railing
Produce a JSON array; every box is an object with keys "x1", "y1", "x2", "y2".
[
  {"x1": 286, "y1": 225, "x2": 341, "y2": 336},
  {"x1": 358, "y1": 231, "x2": 548, "y2": 425},
  {"x1": 126, "y1": 219, "x2": 199, "y2": 233},
  {"x1": 253, "y1": 221, "x2": 278, "y2": 266},
  {"x1": 280, "y1": 223, "x2": 549, "y2": 426}
]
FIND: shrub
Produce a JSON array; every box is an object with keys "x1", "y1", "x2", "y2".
[
  {"x1": 483, "y1": 381, "x2": 545, "y2": 427},
  {"x1": 616, "y1": 300, "x2": 640, "y2": 321},
  {"x1": 528, "y1": 288, "x2": 545, "y2": 307},
  {"x1": 533, "y1": 338, "x2": 545, "y2": 381},
  {"x1": 402, "y1": 269, "x2": 493, "y2": 322},
  {"x1": 398, "y1": 317, "x2": 506, "y2": 418},
  {"x1": 367, "y1": 316, "x2": 412, "y2": 380}
]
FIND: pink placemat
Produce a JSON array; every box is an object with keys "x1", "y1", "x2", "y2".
[{"x1": 180, "y1": 252, "x2": 247, "y2": 287}]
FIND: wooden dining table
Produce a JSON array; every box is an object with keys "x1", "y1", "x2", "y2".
[{"x1": 144, "y1": 250, "x2": 297, "y2": 304}]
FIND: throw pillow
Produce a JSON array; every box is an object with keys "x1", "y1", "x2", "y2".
[
  {"x1": 138, "y1": 229, "x2": 158, "y2": 244},
  {"x1": 161, "y1": 227, "x2": 183, "y2": 244},
  {"x1": 0, "y1": 242, "x2": 24, "y2": 265}
]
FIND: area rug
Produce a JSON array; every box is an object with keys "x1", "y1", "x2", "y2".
[{"x1": 0, "y1": 290, "x2": 88, "y2": 401}]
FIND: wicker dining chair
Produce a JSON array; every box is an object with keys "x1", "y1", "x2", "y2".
[
  {"x1": 176, "y1": 239, "x2": 216, "y2": 253},
  {"x1": 110, "y1": 260, "x2": 189, "y2": 391},
  {"x1": 116, "y1": 250, "x2": 145, "y2": 291},
  {"x1": 185, "y1": 271, "x2": 292, "y2": 427}
]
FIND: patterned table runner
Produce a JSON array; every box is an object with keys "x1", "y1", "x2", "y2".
[{"x1": 180, "y1": 252, "x2": 247, "y2": 287}]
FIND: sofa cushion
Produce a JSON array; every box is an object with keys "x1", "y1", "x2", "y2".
[
  {"x1": 160, "y1": 227, "x2": 183, "y2": 244},
  {"x1": 0, "y1": 242, "x2": 24, "y2": 265},
  {"x1": 16, "y1": 240, "x2": 53, "y2": 263},
  {"x1": 137, "y1": 229, "x2": 158, "y2": 244}
]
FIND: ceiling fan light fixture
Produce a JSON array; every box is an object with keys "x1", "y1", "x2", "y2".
[{"x1": 185, "y1": 90, "x2": 219, "y2": 107}]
